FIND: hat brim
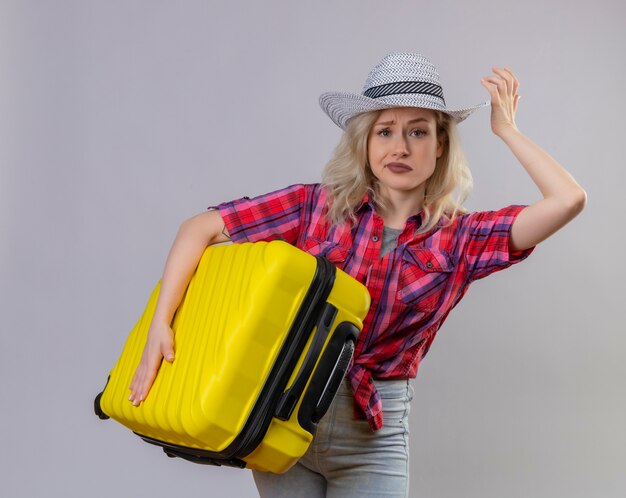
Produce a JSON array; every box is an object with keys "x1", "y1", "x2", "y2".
[{"x1": 319, "y1": 91, "x2": 489, "y2": 130}]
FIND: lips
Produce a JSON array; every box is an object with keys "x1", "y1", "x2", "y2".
[{"x1": 385, "y1": 162, "x2": 413, "y2": 173}]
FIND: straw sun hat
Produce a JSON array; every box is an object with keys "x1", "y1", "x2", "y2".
[{"x1": 319, "y1": 52, "x2": 488, "y2": 129}]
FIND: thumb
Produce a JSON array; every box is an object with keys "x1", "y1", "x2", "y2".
[{"x1": 161, "y1": 337, "x2": 175, "y2": 363}]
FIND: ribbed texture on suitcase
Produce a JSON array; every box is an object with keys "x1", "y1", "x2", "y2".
[
  {"x1": 101, "y1": 242, "x2": 313, "y2": 448},
  {"x1": 99, "y1": 241, "x2": 371, "y2": 473}
]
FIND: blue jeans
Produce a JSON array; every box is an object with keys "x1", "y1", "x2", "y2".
[{"x1": 252, "y1": 378, "x2": 414, "y2": 497}]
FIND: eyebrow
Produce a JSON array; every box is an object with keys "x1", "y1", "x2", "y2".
[{"x1": 373, "y1": 117, "x2": 430, "y2": 126}]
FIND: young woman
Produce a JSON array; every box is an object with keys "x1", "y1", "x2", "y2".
[{"x1": 128, "y1": 53, "x2": 586, "y2": 497}]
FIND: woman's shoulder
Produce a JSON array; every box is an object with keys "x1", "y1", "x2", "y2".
[
  {"x1": 251, "y1": 182, "x2": 326, "y2": 202},
  {"x1": 298, "y1": 182, "x2": 329, "y2": 203},
  {"x1": 271, "y1": 182, "x2": 330, "y2": 214},
  {"x1": 278, "y1": 182, "x2": 324, "y2": 194},
  {"x1": 452, "y1": 205, "x2": 528, "y2": 227}
]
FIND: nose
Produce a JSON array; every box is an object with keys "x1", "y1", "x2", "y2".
[{"x1": 392, "y1": 135, "x2": 409, "y2": 157}]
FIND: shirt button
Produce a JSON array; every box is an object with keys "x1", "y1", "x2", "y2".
[
  {"x1": 426, "y1": 261, "x2": 433, "y2": 268},
  {"x1": 372, "y1": 235, "x2": 379, "y2": 242}
]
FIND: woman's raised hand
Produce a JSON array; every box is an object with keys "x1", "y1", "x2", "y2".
[
  {"x1": 480, "y1": 66, "x2": 520, "y2": 137},
  {"x1": 479, "y1": 66, "x2": 586, "y2": 252},
  {"x1": 128, "y1": 320, "x2": 175, "y2": 406}
]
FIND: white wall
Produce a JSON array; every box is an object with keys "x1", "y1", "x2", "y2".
[{"x1": 1, "y1": 1, "x2": 624, "y2": 496}]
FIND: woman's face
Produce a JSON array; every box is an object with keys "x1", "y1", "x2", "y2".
[{"x1": 367, "y1": 107, "x2": 444, "y2": 199}]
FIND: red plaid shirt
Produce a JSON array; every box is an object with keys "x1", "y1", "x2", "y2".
[{"x1": 213, "y1": 183, "x2": 533, "y2": 430}]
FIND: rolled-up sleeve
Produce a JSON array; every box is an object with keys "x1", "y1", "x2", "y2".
[
  {"x1": 208, "y1": 184, "x2": 307, "y2": 244},
  {"x1": 460, "y1": 205, "x2": 535, "y2": 282}
]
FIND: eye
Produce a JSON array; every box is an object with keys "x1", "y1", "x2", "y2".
[
  {"x1": 409, "y1": 129, "x2": 427, "y2": 137},
  {"x1": 377, "y1": 128, "x2": 391, "y2": 137}
]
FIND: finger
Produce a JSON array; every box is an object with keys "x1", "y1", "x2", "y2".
[
  {"x1": 140, "y1": 350, "x2": 164, "y2": 397},
  {"x1": 480, "y1": 78, "x2": 501, "y2": 103},
  {"x1": 501, "y1": 69, "x2": 519, "y2": 100},
  {"x1": 129, "y1": 372, "x2": 138, "y2": 397},
  {"x1": 494, "y1": 65, "x2": 514, "y2": 84},
  {"x1": 491, "y1": 66, "x2": 509, "y2": 87},
  {"x1": 481, "y1": 77, "x2": 505, "y2": 103},
  {"x1": 129, "y1": 365, "x2": 145, "y2": 401},
  {"x1": 129, "y1": 349, "x2": 163, "y2": 405},
  {"x1": 493, "y1": 66, "x2": 513, "y2": 78},
  {"x1": 483, "y1": 75, "x2": 508, "y2": 96},
  {"x1": 491, "y1": 67, "x2": 512, "y2": 93},
  {"x1": 503, "y1": 67, "x2": 520, "y2": 94},
  {"x1": 131, "y1": 370, "x2": 151, "y2": 406},
  {"x1": 481, "y1": 76, "x2": 504, "y2": 89},
  {"x1": 129, "y1": 366, "x2": 146, "y2": 405},
  {"x1": 487, "y1": 72, "x2": 517, "y2": 107},
  {"x1": 161, "y1": 340, "x2": 175, "y2": 363},
  {"x1": 137, "y1": 365, "x2": 159, "y2": 405},
  {"x1": 502, "y1": 66, "x2": 518, "y2": 80}
]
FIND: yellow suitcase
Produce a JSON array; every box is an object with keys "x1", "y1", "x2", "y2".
[{"x1": 95, "y1": 240, "x2": 370, "y2": 473}]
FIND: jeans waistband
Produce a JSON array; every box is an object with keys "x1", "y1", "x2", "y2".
[{"x1": 337, "y1": 378, "x2": 411, "y2": 399}]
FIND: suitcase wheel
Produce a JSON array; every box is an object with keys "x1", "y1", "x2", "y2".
[{"x1": 94, "y1": 391, "x2": 109, "y2": 420}]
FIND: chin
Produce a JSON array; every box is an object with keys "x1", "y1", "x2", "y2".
[{"x1": 381, "y1": 177, "x2": 423, "y2": 191}]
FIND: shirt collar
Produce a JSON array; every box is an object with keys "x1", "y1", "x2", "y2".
[
  {"x1": 356, "y1": 192, "x2": 375, "y2": 213},
  {"x1": 357, "y1": 192, "x2": 424, "y2": 225}
]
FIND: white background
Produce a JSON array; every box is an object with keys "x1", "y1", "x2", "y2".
[{"x1": 1, "y1": 1, "x2": 624, "y2": 497}]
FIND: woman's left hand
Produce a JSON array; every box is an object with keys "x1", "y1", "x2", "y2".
[
  {"x1": 480, "y1": 66, "x2": 587, "y2": 253},
  {"x1": 481, "y1": 67, "x2": 520, "y2": 137}
]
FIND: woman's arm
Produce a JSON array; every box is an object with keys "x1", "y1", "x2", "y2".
[
  {"x1": 128, "y1": 210, "x2": 230, "y2": 406},
  {"x1": 480, "y1": 67, "x2": 587, "y2": 252}
]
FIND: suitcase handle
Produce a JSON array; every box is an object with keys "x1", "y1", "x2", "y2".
[
  {"x1": 298, "y1": 322, "x2": 359, "y2": 432},
  {"x1": 310, "y1": 337, "x2": 354, "y2": 422},
  {"x1": 274, "y1": 303, "x2": 338, "y2": 421}
]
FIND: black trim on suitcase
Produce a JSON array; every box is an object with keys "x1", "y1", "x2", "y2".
[
  {"x1": 94, "y1": 376, "x2": 110, "y2": 420},
  {"x1": 274, "y1": 302, "x2": 338, "y2": 421},
  {"x1": 141, "y1": 437, "x2": 247, "y2": 468},
  {"x1": 228, "y1": 257, "x2": 337, "y2": 458},
  {"x1": 297, "y1": 322, "x2": 359, "y2": 433},
  {"x1": 134, "y1": 256, "x2": 339, "y2": 467}
]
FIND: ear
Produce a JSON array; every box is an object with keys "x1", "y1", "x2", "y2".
[{"x1": 436, "y1": 131, "x2": 446, "y2": 158}]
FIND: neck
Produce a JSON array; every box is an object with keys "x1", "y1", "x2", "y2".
[{"x1": 377, "y1": 186, "x2": 425, "y2": 229}]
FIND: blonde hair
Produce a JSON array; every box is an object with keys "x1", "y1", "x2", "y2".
[{"x1": 321, "y1": 109, "x2": 472, "y2": 233}]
